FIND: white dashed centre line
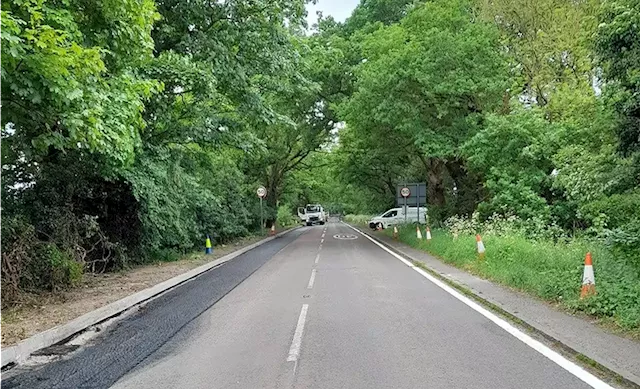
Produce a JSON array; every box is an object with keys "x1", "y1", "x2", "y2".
[
  {"x1": 307, "y1": 269, "x2": 317, "y2": 289},
  {"x1": 314, "y1": 253, "x2": 320, "y2": 264},
  {"x1": 287, "y1": 304, "x2": 309, "y2": 362}
]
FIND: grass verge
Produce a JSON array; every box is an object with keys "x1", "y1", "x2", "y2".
[{"x1": 385, "y1": 225, "x2": 640, "y2": 336}]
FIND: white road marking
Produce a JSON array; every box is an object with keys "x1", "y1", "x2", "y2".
[
  {"x1": 287, "y1": 304, "x2": 309, "y2": 362},
  {"x1": 322, "y1": 233, "x2": 325, "y2": 238},
  {"x1": 343, "y1": 222, "x2": 614, "y2": 389},
  {"x1": 307, "y1": 269, "x2": 317, "y2": 289},
  {"x1": 314, "y1": 253, "x2": 320, "y2": 264},
  {"x1": 320, "y1": 238, "x2": 324, "y2": 244}
]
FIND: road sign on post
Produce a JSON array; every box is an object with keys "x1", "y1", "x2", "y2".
[
  {"x1": 257, "y1": 186, "x2": 267, "y2": 235},
  {"x1": 400, "y1": 187, "x2": 410, "y2": 224},
  {"x1": 396, "y1": 183, "x2": 427, "y2": 224}
]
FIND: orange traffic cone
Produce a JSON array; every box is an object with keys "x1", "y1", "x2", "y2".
[
  {"x1": 476, "y1": 234, "x2": 485, "y2": 258},
  {"x1": 376, "y1": 223, "x2": 383, "y2": 231},
  {"x1": 270, "y1": 224, "x2": 276, "y2": 236},
  {"x1": 416, "y1": 225, "x2": 423, "y2": 240},
  {"x1": 580, "y1": 252, "x2": 596, "y2": 299},
  {"x1": 393, "y1": 226, "x2": 399, "y2": 240},
  {"x1": 425, "y1": 227, "x2": 432, "y2": 242}
]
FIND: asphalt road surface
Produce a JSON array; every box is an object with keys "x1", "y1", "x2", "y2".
[{"x1": 3, "y1": 222, "x2": 613, "y2": 389}]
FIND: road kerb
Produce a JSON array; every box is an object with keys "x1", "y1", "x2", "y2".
[{"x1": 1, "y1": 227, "x2": 300, "y2": 369}]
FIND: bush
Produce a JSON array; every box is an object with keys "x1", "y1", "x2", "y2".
[
  {"x1": 1, "y1": 217, "x2": 37, "y2": 304},
  {"x1": 343, "y1": 214, "x2": 373, "y2": 225},
  {"x1": 42, "y1": 244, "x2": 84, "y2": 290},
  {"x1": 1, "y1": 218, "x2": 85, "y2": 307},
  {"x1": 604, "y1": 220, "x2": 640, "y2": 269},
  {"x1": 277, "y1": 206, "x2": 297, "y2": 227},
  {"x1": 1, "y1": 209, "x2": 120, "y2": 306},
  {"x1": 580, "y1": 190, "x2": 640, "y2": 229},
  {"x1": 150, "y1": 248, "x2": 182, "y2": 263}
]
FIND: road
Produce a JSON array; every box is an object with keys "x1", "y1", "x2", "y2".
[{"x1": 3, "y1": 222, "x2": 612, "y2": 389}]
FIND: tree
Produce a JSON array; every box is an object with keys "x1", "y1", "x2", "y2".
[
  {"x1": 477, "y1": 0, "x2": 599, "y2": 107},
  {"x1": 1, "y1": 1, "x2": 159, "y2": 171},
  {"x1": 241, "y1": 38, "x2": 334, "y2": 224},
  {"x1": 340, "y1": 0, "x2": 507, "y2": 217}
]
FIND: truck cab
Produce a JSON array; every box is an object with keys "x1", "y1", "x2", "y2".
[{"x1": 298, "y1": 204, "x2": 327, "y2": 226}]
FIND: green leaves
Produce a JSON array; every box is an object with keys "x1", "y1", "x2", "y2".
[
  {"x1": 595, "y1": 0, "x2": 640, "y2": 157},
  {"x1": 345, "y1": 0, "x2": 507, "y2": 151},
  {"x1": 1, "y1": 0, "x2": 160, "y2": 174}
]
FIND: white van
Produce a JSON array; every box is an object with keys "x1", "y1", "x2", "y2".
[
  {"x1": 297, "y1": 204, "x2": 327, "y2": 226},
  {"x1": 368, "y1": 207, "x2": 427, "y2": 230}
]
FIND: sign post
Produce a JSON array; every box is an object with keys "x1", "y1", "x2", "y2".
[
  {"x1": 400, "y1": 186, "x2": 411, "y2": 224},
  {"x1": 396, "y1": 182, "x2": 427, "y2": 224},
  {"x1": 415, "y1": 183, "x2": 419, "y2": 225},
  {"x1": 257, "y1": 186, "x2": 267, "y2": 235}
]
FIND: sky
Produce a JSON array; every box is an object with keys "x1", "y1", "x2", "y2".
[{"x1": 305, "y1": 0, "x2": 360, "y2": 29}]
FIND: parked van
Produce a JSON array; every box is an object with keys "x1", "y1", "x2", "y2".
[{"x1": 368, "y1": 206, "x2": 427, "y2": 230}]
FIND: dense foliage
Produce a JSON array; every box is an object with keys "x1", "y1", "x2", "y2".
[
  {"x1": 1, "y1": 0, "x2": 326, "y2": 303},
  {"x1": 310, "y1": 0, "x2": 639, "y2": 260}
]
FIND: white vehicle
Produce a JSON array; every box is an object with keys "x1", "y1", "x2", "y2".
[
  {"x1": 368, "y1": 206, "x2": 427, "y2": 230},
  {"x1": 298, "y1": 204, "x2": 327, "y2": 226}
]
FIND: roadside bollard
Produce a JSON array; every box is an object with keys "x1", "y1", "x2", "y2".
[{"x1": 205, "y1": 235, "x2": 213, "y2": 254}]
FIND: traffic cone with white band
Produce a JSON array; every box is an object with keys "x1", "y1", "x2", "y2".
[
  {"x1": 476, "y1": 234, "x2": 485, "y2": 259},
  {"x1": 425, "y1": 227, "x2": 432, "y2": 242},
  {"x1": 416, "y1": 225, "x2": 423, "y2": 240},
  {"x1": 580, "y1": 252, "x2": 596, "y2": 299},
  {"x1": 393, "y1": 226, "x2": 399, "y2": 240}
]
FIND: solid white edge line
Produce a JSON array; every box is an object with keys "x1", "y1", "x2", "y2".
[
  {"x1": 307, "y1": 269, "x2": 317, "y2": 289},
  {"x1": 287, "y1": 304, "x2": 309, "y2": 362},
  {"x1": 342, "y1": 222, "x2": 614, "y2": 389}
]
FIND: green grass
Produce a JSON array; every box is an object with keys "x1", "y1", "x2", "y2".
[
  {"x1": 387, "y1": 226, "x2": 640, "y2": 332},
  {"x1": 344, "y1": 214, "x2": 373, "y2": 225}
]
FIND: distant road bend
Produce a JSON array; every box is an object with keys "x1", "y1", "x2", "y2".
[{"x1": 3, "y1": 222, "x2": 614, "y2": 389}]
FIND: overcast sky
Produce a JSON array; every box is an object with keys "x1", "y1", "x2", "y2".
[{"x1": 306, "y1": 0, "x2": 360, "y2": 29}]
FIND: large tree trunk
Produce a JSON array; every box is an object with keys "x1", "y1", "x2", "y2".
[
  {"x1": 264, "y1": 165, "x2": 282, "y2": 228},
  {"x1": 427, "y1": 158, "x2": 446, "y2": 207},
  {"x1": 445, "y1": 158, "x2": 483, "y2": 216}
]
